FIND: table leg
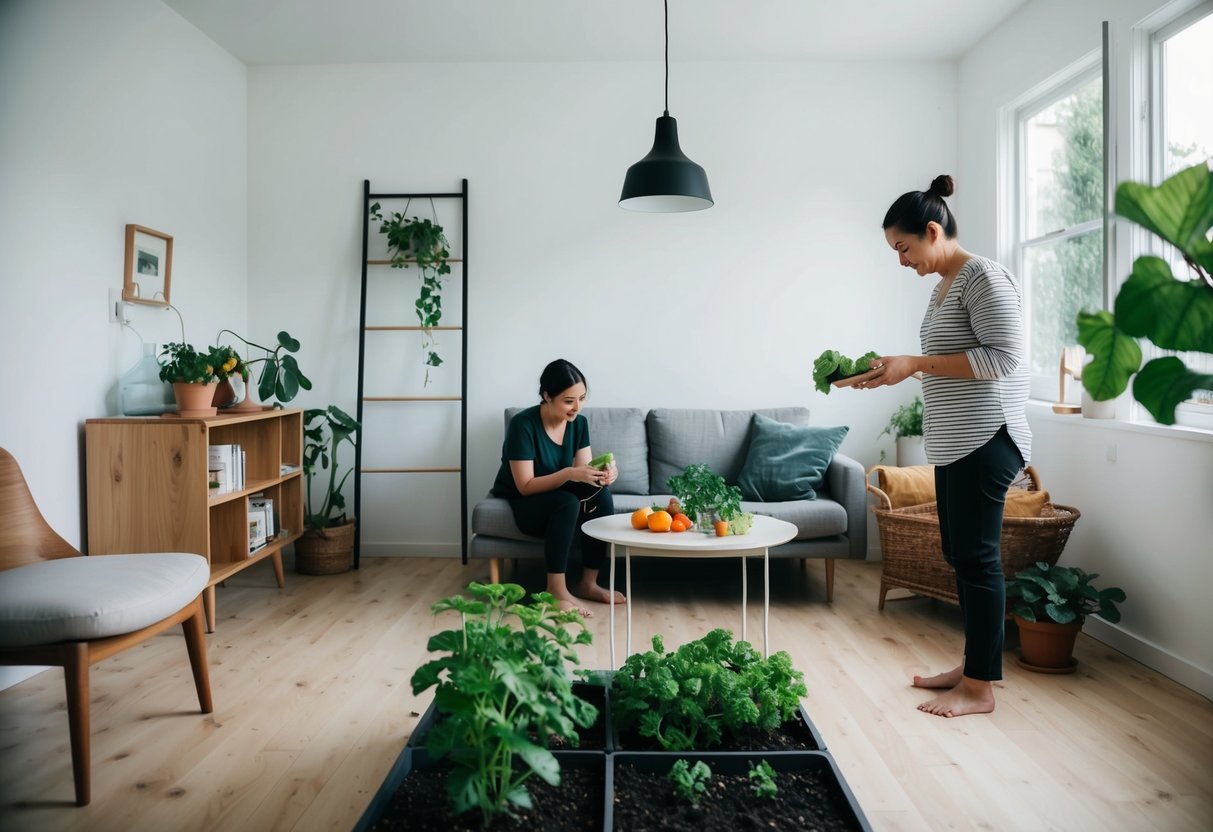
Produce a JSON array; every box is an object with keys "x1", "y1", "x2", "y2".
[
  {"x1": 763, "y1": 548, "x2": 770, "y2": 658},
  {"x1": 626, "y1": 550, "x2": 633, "y2": 658},
  {"x1": 741, "y1": 557, "x2": 748, "y2": 644},
  {"x1": 609, "y1": 542, "x2": 616, "y2": 670}
]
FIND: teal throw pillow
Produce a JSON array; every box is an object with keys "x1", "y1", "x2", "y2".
[{"x1": 736, "y1": 414, "x2": 849, "y2": 501}]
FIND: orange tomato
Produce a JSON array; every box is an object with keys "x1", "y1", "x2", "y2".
[
  {"x1": 647, "y1": 510, "x2": 673, "y2": 533},
  {"x1": 630, "y1": 507, "x2": 653, "y2": 530},
  {"x1": 673, "y1": 513, "x2": 693, "y2": 529},
  {"x1": 714, "y1": 519, "x2": 730, "y2": 537},
  {"x1": 670, "y1": 518, "x2": 689, "y2": 532}
]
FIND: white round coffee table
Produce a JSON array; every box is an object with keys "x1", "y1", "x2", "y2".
[{"x1": 581, "y1": 513, "x2": 798, "y2": 667}]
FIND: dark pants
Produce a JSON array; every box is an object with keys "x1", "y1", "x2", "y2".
[
  {"x1": 509, "y1": 484, "x2": 614, "y2": 574},
  {"x1": 934, "y1": 425, "x2": 1024, "y2": 682}
]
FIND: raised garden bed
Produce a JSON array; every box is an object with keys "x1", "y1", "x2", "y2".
[{"x1": 612, "y1": 701, "x2": 825, "y2": 753}]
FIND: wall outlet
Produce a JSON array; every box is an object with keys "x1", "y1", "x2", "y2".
[{"x1": 109, "y1": 288, "x2": 130, "y2": 323}]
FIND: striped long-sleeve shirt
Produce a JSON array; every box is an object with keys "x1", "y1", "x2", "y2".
[{"x1": 919, "y1": 256, "x2": 1031, "y2": 466}]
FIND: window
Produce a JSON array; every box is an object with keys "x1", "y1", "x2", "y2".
[
  {"x1": 1008, "y1": 66, "x2": 1105, "y2": 401},
  {"x1": 1146, "y1": 4, "x2": 1213, "y2": 427}
]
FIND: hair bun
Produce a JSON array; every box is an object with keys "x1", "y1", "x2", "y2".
[{"x1": 929, "y1": 175, "x2": 955, "y2": 198}]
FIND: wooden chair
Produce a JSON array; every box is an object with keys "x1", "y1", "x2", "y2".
[{"x1": 0, "y1": 447, "x2": 213, "y2": 806}]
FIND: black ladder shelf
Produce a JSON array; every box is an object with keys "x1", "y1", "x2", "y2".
[{"x1": 354, "y1": 179, "x2": 469, "y2": 568}]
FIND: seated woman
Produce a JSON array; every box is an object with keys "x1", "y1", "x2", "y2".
[{"x1": 491, "y1": 358, "x2": 625, "y2": 616}]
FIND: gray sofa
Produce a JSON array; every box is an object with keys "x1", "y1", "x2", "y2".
[{"x1": 469, "y1": 406, "x2": 867, "y2": 601}]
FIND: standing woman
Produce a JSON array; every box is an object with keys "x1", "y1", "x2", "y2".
[
  {"x1": 855, "y1": 175, "x2": 1030, "y2": 718},
  {"x1": 491, "y1": 358, "x2": 625, "y2": 616}
]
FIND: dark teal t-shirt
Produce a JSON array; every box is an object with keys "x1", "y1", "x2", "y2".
[{"x1": 491, "y1": 405, "x2": 591, "y2": 498}]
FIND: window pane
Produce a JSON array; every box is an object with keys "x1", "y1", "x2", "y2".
[
  {"x1": 1162, "y1": 13, "x2": 1213, "y2": 177},
  {"x1": 1024, "y1": 76, "x2": 1103, "y2": 239},
  {"x1": 1025, "y1": 231, "x2": 1103, "y2": 377}
]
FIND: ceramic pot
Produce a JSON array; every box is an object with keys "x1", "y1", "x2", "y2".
[
  {"x1": 171, "y1": 381, "x2": 219, "y2": 417},
  {"x1": 1014, "y1": 615, "x2": 1082, "y2": 673},
  {"x1": 896, "y1": 435, "x2": 927, "y2": 467}
]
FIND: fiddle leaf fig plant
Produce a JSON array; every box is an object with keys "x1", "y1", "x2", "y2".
[
  {"x1": 369, "y1": 202, "x2": 452, "y2": 386},
  {"x1": 1076, "y1": 162, "x2": 1213, "y2": 424},
  {"x1": 215, "y1": 329, "x2": 311, "y2": 404}
]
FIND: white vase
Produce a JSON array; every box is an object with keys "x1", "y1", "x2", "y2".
[
  {"x1": 1081, "y1": 390, "x2": 1116, "y2": 419},
  {"x1": 896, "y1": 435, "x2": 927, "y2": 467}
]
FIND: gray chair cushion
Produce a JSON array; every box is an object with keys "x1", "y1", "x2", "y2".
[
  {"x1": 647, "y1": 407, "x2": 811, "y2": 493},
  {"x1": 0, "y1": 553, "x2": 209, "y2": 648},
  {"x1": 744, "y1": 498, "x2": 848, "y2": 540}
]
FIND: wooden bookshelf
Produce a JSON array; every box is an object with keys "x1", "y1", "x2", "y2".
[{"x1": 85, "y1": 408, "x2": 304, "y2": 631}]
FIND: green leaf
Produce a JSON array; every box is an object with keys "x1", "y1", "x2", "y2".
[
  {"x1": 1116, "y1": 163, "x2": 1213, "y2": 273},
  {"x1": 1115, "y1": 256, "x2": 1213, "y2": 352},
  {"x1": 1076, "y1": 311, "x2": 1142, "y2": 400},
  {"x1": 1132, "y1": 357, "x2": 1213, "y2": 425}
]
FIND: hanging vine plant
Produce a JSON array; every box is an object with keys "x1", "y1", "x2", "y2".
[{"x1": 369, "y1": 201, "x2": 452, "y2": 385}]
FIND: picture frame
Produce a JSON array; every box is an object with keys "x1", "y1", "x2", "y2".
[{"x1": 123, "y1": 224, "x2": 173, "y2": 306}]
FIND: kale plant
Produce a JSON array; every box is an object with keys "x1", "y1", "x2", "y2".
[
  {"x1": 410, "y1": 582, "x2": 596, "y2": 826},
  {"x1": 610, "y1": 629, "x2": 807, "y2": 751},
  {"x1": 668, "y1": 759, "x2": 712, "y2": 806},
  {"x1": 748, "y1": 759, "x2": 778, "y2": 799},
  {"x1": 812, "y1": 349, "x2": 880, "y2": 393}
]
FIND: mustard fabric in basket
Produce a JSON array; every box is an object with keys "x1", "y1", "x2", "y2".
[{"x1": 874, "y1": 464, "x2": 1050, "y2": 516}]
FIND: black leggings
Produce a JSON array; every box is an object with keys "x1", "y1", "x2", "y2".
[
  {"x1": 934, "y1": 425, "x2": 1024, "y2": 682},
  {"x1": 509, "y1": 484, "x2": 614, "y2": 574}
]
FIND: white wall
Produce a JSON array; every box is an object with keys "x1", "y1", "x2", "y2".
[
  {"x1": 0, "y1": 0, "x2": 247, "y2": 688},
  {"x1": 958, "y1": 0, "x2": 1213, "y2": 698}
]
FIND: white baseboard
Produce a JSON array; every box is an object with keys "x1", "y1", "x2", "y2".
[
  {"x1": 0, "y1": 666, "x2": 47, "y2": 693},
  {"x1": 357, "y1": 542, "x2": 464, "y2": 558},
  {"x1": 1082, "y1": 617, "x2": 1212, "y2": 701}
]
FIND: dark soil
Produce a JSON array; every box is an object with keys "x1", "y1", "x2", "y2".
[
  {"x1": 611, "y1": 764, "x2": 860, "y2": 832},
  {"x1": 366, "y1": 763, "x2": 602, "y2": 832},
  {"x1": 615, "y1": 715, "x2": 821, "y2": 752}
]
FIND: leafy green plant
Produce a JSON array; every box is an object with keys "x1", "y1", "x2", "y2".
[
  {"x1": 610, "y1": 629, "x2": 807, "y2": 751},
  {"x1": 668, "y1": 759, "x2": 712, "y2": 806},
  {"x1": 1076, "y1": 162, "x2": 1213, "y2": 424},
  {"x1": 667, "y1": 464, "x2": 743, "y2": 524},
  {"x1": 158, "y1": 342, "x2": 232, "y2": 384},
  {"x1": 812, "y1": 349, "x2": 880, "y2": 394},
  {"x1": 1006, "y1": 561, "x2": 1126, "y2": 625},
  {"x1": 302, "y1": 406, "x2": 361, "y2": 531},
  {"x1": 369, "y1": 202, "x2": 453, "y2": 386},
  {"x1": 410, "y1": 582, "x2": 595, "y2": 826},
  {"x1": 215, "y1": 329, "x2": 311, "y2": 404},
  {"x1": 879, "y1": 395, "x2": 924, "y2": 440},
  {"x1": 748, "y1": 760, "x2": 778, "y2": 799}
]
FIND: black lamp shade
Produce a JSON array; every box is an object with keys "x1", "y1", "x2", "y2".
[{"x1": 619, "y1": 114, "x2": 713, "y2": 212}]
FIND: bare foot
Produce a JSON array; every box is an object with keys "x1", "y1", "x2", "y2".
[
  {"x1": 573, "y1": 581, "x2": 626, "y2": 605},
  {"x1": 917, "y1": 678, "x2": 995, "y2": 718},
  {"x1": 550, "y1": 594, "x2": 592, "y2": 618},
  {"x1": 912, "y1": 664, "x2": 963, "y2": 689}
]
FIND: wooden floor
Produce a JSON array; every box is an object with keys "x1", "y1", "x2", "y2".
[{"x1": 1, "y1": 555, "x2": 1210, "y2": 831}]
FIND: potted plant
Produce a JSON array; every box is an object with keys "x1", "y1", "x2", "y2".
[
  {"x1": 1006, "y1": 561, "x2": 1126, "y2": 673},
  {"x1": 214, "y1": 329, "x2": 311, "y2": 409},
  {"x1": 369, "y1": 202, "x2": 452, "y2": 386},
  {"x1": 158, "y1": 342, "x2": 234, "y2": 417},
  {"x1": 1077, "y1": 162, "x2": 1213, "y2": 425},
  {"x1": 879, "y1": 395, "x2": 924, "y2": 466},
  {"x1": 666, "y1": 464, "x2": 743, "y2": 533},
  {"x1": 295, "y1": 405, "x2": 361, "y2": 575},
  {"x1": 357, "y1": 582, "x2": 600, "y2": 829}
]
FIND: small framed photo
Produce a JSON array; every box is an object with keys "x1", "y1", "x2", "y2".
[{"x1": 123, "y1": 224, "x2": 173, "y2": 306}]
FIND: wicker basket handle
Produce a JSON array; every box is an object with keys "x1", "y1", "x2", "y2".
[{"x1": 865, "y1": 466, "x2": 893, "y2": 510}]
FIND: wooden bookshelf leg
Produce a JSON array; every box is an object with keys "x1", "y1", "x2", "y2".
[
  {"x1": 825, "y1": 559, "x2": 835, "y2": 603},
  {"x1": 64, "y1": 642, "x2": 90, "y2": 806},
  {"x1": 270, "y1": 549, "x2": 285, "y2": 588},
  {"x1": 203, "y1": 585, "x2": 216, "y2": 633},
  {"x1": 182, "y1": 600, "x2": 214, "y2": 714},
  {"x1": 489, "y1": 558, "x2": 500, "y2": 584}
]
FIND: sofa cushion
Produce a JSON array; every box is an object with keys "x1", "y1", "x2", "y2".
[
  {"x1": 745, "y1": 498, "x2": 848, "y2": 540},
  {"x1": 647, "y1": 407, "x2": 810, "y2": 494},
  {"x1": 737, "y1": 415, "x2": 849, "y2": 501},
  {"x1": 504, "y1": 407, "x2": 649, "y2": 495}
]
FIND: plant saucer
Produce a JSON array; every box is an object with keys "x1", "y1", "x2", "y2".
[
  {"x1": 829, "y1": 373, "x2": 867, "y2": 389},
  {"x1": 1015, "y1": 656, "x2": 1078, "y2": 674}
]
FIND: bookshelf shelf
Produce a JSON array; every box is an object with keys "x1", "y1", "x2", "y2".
[{"x1": 85, "y1": 408, "x2": 304, "y2": 632}]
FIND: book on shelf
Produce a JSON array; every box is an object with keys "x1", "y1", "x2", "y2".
[
  {"x1": 280, "y1": 462, "x2": 300, "y2": 476},
  {"x1": 249, "y1": 494, "x2": 275, "y2": 539},
  {"x1": 248, "y1": 504, "x2": 268, "y2": 552},
  {"x1": 208, "y1": 443, "x2": 244, "y2": 493}
]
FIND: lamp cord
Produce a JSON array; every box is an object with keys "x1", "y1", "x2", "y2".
[{"x1": 663, "y1": 0, "x2": 669, "y2": 115}]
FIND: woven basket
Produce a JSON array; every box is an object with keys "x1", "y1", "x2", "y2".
[
  {"x1": 868, "y1": 466, "x2": 1080, "y2": 608},
  {"x1": 294, "y1": 520, "x2": 355, "y2": 575}
]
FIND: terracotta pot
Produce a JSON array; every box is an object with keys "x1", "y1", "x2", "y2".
[
  {"x1": 295, "y1": 520, "x2": 356, "y2": 575},
  {"x1": 171, "y1": 381, "x2": 219, "y2": 417},
  {"x1": 1013, "y1": 615, "x2": 1082, "y2": 673},
  {"x1": 211, "y1": 379, "x2": 238, "y2": 408}
]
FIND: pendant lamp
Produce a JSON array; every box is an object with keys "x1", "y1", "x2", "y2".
[{"x1": 619, "y1": 0, "x2": 713, "y2": 212}]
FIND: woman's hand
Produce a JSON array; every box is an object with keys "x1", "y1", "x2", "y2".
[
  {"x1": 604, "y1": 462, "x2": 618, "y2": 487},
  {"x1": 856, "y1": 355, "x2": 919, "y2": 389},
  {"x1": 568, "y1": 463, "x2": 609, "y2": 486}
]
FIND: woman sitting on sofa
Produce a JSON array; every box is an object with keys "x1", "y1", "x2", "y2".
[{"x1": 490, "y1": 358, "x2": 625, "y2": 616}]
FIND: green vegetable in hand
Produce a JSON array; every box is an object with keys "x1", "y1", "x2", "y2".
[
  {"x1": 812, "y1": 349, "x2": 880, "y2": 394},
  {"x1": 588, "y1": 452, "x2": 614, "y2": 470}
]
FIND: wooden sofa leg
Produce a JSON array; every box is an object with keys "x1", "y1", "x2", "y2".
[
  {"x1": 203, "y1": 585, "x2": 216, "y2": 633},
  {"x1": 878, "y1": 579, "x2": 889, "y2": 610},
  {"x1": 63, "y1": 642, "x2": 90, "y2": 806},
  {"x1": 825, "y1": 559, "x2": 835, "y2": 603},
  {"x1": 182, "y1": 599, "x2": 214, "y2": 714},
  {"x1": 489, "y1": 558, "x2": 500, "y2": 584}
]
